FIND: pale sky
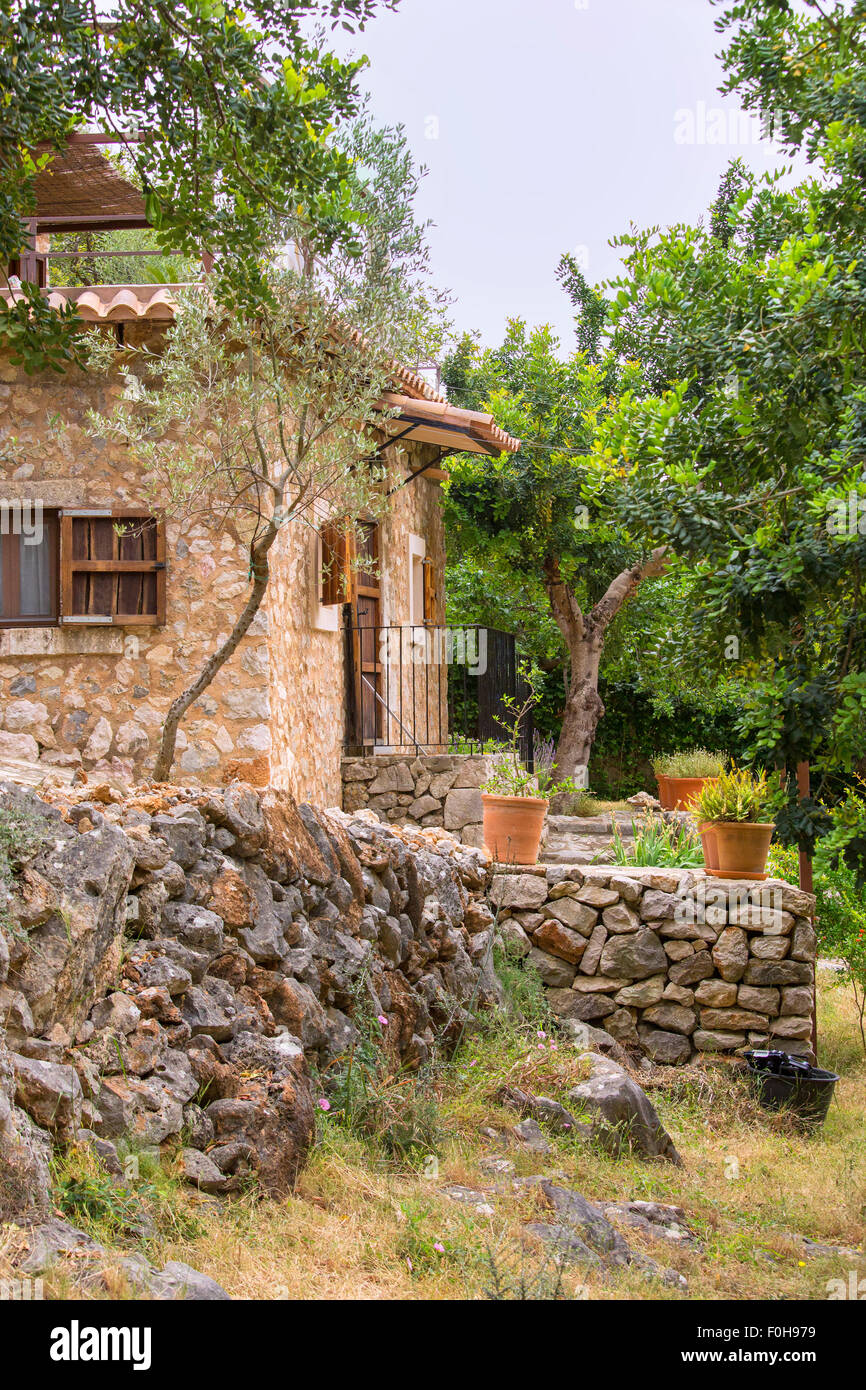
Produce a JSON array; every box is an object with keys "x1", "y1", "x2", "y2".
[{"x1": 335, "y1": 0, "x2": 806, "y2": 350}]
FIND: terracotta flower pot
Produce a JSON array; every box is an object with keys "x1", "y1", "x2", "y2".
[
  {"x1": 482, "y1": 793, "x2": 549, "y2": 866},
  {"x1": 698, "y1": 823, "x2": 719, "y2": 871},
  {"x1": 707, "y1": 821, "x2": 774, "y2": 880},
  {"x1": 655, "y1": 775, "x2": 672, "y2": 810},
  {"x1": 667, "y1": 775, "x2": 717, "y2": 812}
]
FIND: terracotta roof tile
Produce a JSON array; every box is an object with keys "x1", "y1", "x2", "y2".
[{"x1": 1, "y1": 284, "x2": 520, "y2": 453}]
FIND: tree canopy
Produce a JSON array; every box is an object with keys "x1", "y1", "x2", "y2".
[
  {"x1": 592, "y1": 0, "x2": 866, "y2": 856},
  {"x1": 0, "y1": 0, "x2": 397, "y2": 368}
]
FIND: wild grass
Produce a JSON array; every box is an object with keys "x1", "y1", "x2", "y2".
[{"x1": 4, "y1": 974, "x2": 863, "y2": 1301}]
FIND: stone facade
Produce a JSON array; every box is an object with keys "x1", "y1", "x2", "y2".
[
  {"x1": 490, "y1": 864, "x2": 817, "y2": 1064},
  {"x1": 0, "y1": 338, "x2": 445, "y2": 804},
  {"x1": 342, "y1": 753, "x2": 495, "y2": 848}
]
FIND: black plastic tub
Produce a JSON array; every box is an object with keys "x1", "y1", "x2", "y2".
[{"x1": 745, "y1": 1050, "x2": 839, "y2": 1124}]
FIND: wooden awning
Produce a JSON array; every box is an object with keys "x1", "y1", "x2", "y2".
[{"x1": 378, "y1": 391, "x2": 520, "y2": 456}]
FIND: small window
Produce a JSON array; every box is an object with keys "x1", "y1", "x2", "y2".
[
  {"x1": 60, "y1": 511, "x2": 166, "y2": 625},
  {"x1": 0, "y1": 510, "x2": 59, "y2": 626}
]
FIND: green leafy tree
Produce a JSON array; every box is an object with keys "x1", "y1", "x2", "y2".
[
  {"x1": 0, "y1": 0, "x2": 397, "y2": 369},
  {"x1": 86, "y1": 119, "x2": 444, "y2": 781},
  {"x1": 443, "y1": 302, "x2": 671, "y2": 782},
  {"x1": 594, "y1": 0, "x2": 866, "y2": 858}
]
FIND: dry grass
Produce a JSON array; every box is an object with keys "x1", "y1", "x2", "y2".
[{"x1": 3, "y1": 974, "x2": 864, "y2": 1301}]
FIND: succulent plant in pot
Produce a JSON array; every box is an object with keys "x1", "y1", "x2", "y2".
[
  {"x1": 693, "y1": 766, "x2": 775, "y2": 880},
  {"x1": 652, "y1": 748, "x2": 726, "y2": 812}
]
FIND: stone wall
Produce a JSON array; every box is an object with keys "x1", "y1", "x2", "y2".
[
  {"x1": 0, "y1": 777, "x2": 820, "y2": 1228},
  {"x1": 0, "y1": 343, "x2": 445, "y2": 805},
  {"x1": 342, "y1": 753, "x2": 495, "y2": 848},
  {"x1": 0, "y1": 780, "x2": 499, "y2": 1214},
  {"x1": 491, "y1": 863, "x2": 817, "y2": 1064}
]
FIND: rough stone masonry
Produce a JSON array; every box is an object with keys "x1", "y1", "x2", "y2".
[
  {"x1": 0, "y1": 778, "x2": 815, "y2": 1229},
  {"x1": 490, "y1": 862, "x2": 817, "y2": 1065}
]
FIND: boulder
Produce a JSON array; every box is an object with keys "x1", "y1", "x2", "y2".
[
  {"x1": 526, "y1": 948, "x2": 576, "y2": 989},
  {"x1": 5, "y1": 789, "x2": 134, "y2": 1034},
  {"x1": 638, "y1": 1028, "x2": 691, "y2": 1065},
  {"x1": 602, "y1": 902, "x2": 641, "y2": 934},
  {"x1": 533, "y1": 919, "x2": 588, "y2": 965},
  {"x1": 567, "y1": 1053, "x2": 681, "y2": 1163},
  {"x1": 0, "y1": 1038, "x2": 52, "y2": 1220},
  {"x1": 641, "y1": 1002, "x2": 697, "y2": 1036},
  {"x1": 546, "y1": 988, "x2": 615, "y2": 1022},
  {"x1": 546, "y1": 898, "x2": 598, "y2": 935},
  {"x1": 10, "y1": 1052, "x2": 83, "y2": 1131}
]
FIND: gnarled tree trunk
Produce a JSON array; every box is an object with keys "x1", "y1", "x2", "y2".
[
  {"x1": 152, "y1": 521, "x2": 279, "y2": 783},
  {"x1": 544, "y1": 547, "x2": 669, "y2": 782}
]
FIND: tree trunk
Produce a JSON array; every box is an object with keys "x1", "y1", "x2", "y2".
[
  {"x1": 543, "y1": 547, "x2": 669, "y2": 782},
  {"x1": 556, "y1": 630, "x2": 605, "y2": 779},
  {"x1": 152, "y1": 525, "x2": 278, "y2": 782}
]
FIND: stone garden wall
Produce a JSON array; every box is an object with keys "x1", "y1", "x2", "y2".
[
  {"x1": 0, "y1": 774, "x2": 817, "y2": 1241},
  {"x1": 341, "y1": 753, "x2": 495, "y2": 849},
  {"x1": 491, "y1": 863, "x2": 817, "y2": 1064}
]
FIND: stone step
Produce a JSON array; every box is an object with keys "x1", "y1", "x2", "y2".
[{"x1": 546, "y1": 814, "x2": 637, "y2": 837}]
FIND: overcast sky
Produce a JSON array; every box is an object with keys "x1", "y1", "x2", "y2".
[{"x1": 334, "y1": 0, "x2": 805, "y2": 350}]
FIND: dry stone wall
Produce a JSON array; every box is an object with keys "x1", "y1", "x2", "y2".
[
  {"x1": 0, "y1": 777, "x2": 818, "y2": 1235},
  {"x1": 492, "y1": 863, "x2": 817, "y2": 1064},
  {"x1": 0, "y1": 780, "x2": 500, "y2": 1214},
  {"x1": 342, "y1": 753, "x2": 495, "y2": 849}
]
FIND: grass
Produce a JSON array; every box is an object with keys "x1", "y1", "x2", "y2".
[{"x1": 4, "y1": 973, "x2": 864, "y2": 1301}]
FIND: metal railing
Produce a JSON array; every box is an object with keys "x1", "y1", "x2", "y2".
[{"x1": 343, "y1": 622, "x2": 532, "y2": 763}]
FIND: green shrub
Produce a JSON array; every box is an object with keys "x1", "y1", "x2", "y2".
[{"x1": 768, "y1": 841, "x2": 866, "y2": 1057}]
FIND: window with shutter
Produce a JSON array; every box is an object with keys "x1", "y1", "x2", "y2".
[
  {"x1": 60, "y1": 510, "x2": 166, "y2": 625},
  {"x1": 320, "y1": 521, "x2": 355, "y2": 606}
]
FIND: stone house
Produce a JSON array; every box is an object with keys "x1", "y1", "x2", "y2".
[{"x1": 0, "y1": 141, "x2": 518, "y2": 806}]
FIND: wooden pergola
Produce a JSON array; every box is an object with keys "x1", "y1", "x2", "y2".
[{"x1": 12, "y1": 135, "x2": 149, "y2": 285}]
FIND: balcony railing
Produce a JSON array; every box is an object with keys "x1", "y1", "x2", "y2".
[{"x1": 343, "y1": 622, "x2": 533, "y2": 763}]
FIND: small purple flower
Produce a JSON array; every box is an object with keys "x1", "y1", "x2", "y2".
[
  {"x1": 317, "y1": 1098, "x2": 331, "y2": 1111},
  {"x1": 433, "y1": 1242, "x2": 445, "y2": 1253},
  {"x1": 377, "y1": 1014, "x2": 389, "y2": 1026}
]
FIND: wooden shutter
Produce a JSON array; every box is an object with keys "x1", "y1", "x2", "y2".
[
  {"x1": 320, "y1": 521, "x2": 355, "y2": 606},
  {"x1": 60, "y1": 509, "x2": 166, "y2": 625},
  {"x1": 422, "y1": 556, "x2": 437, "y2": 625}
]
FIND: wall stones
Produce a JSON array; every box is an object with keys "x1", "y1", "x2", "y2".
[
  {"x1": 496, "y1": 866, "x2": 818, "y2": 1065},
  {"x1": 342, "y1": 754, "x2": 494, "y2": 847}
]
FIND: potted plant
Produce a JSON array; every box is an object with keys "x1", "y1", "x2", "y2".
[
  {"x1": 651, "y1": 754, "x2": 673, "y2": 810},
  {"x1": 693, "y1": 766, "x2": 775, "y2": 879},
  {"x1": 653, "y1": 748, "x2": 726, "y2": 812},
  {"x1": 481, "y1": 675, "x2": 579, "y2": 865}
]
